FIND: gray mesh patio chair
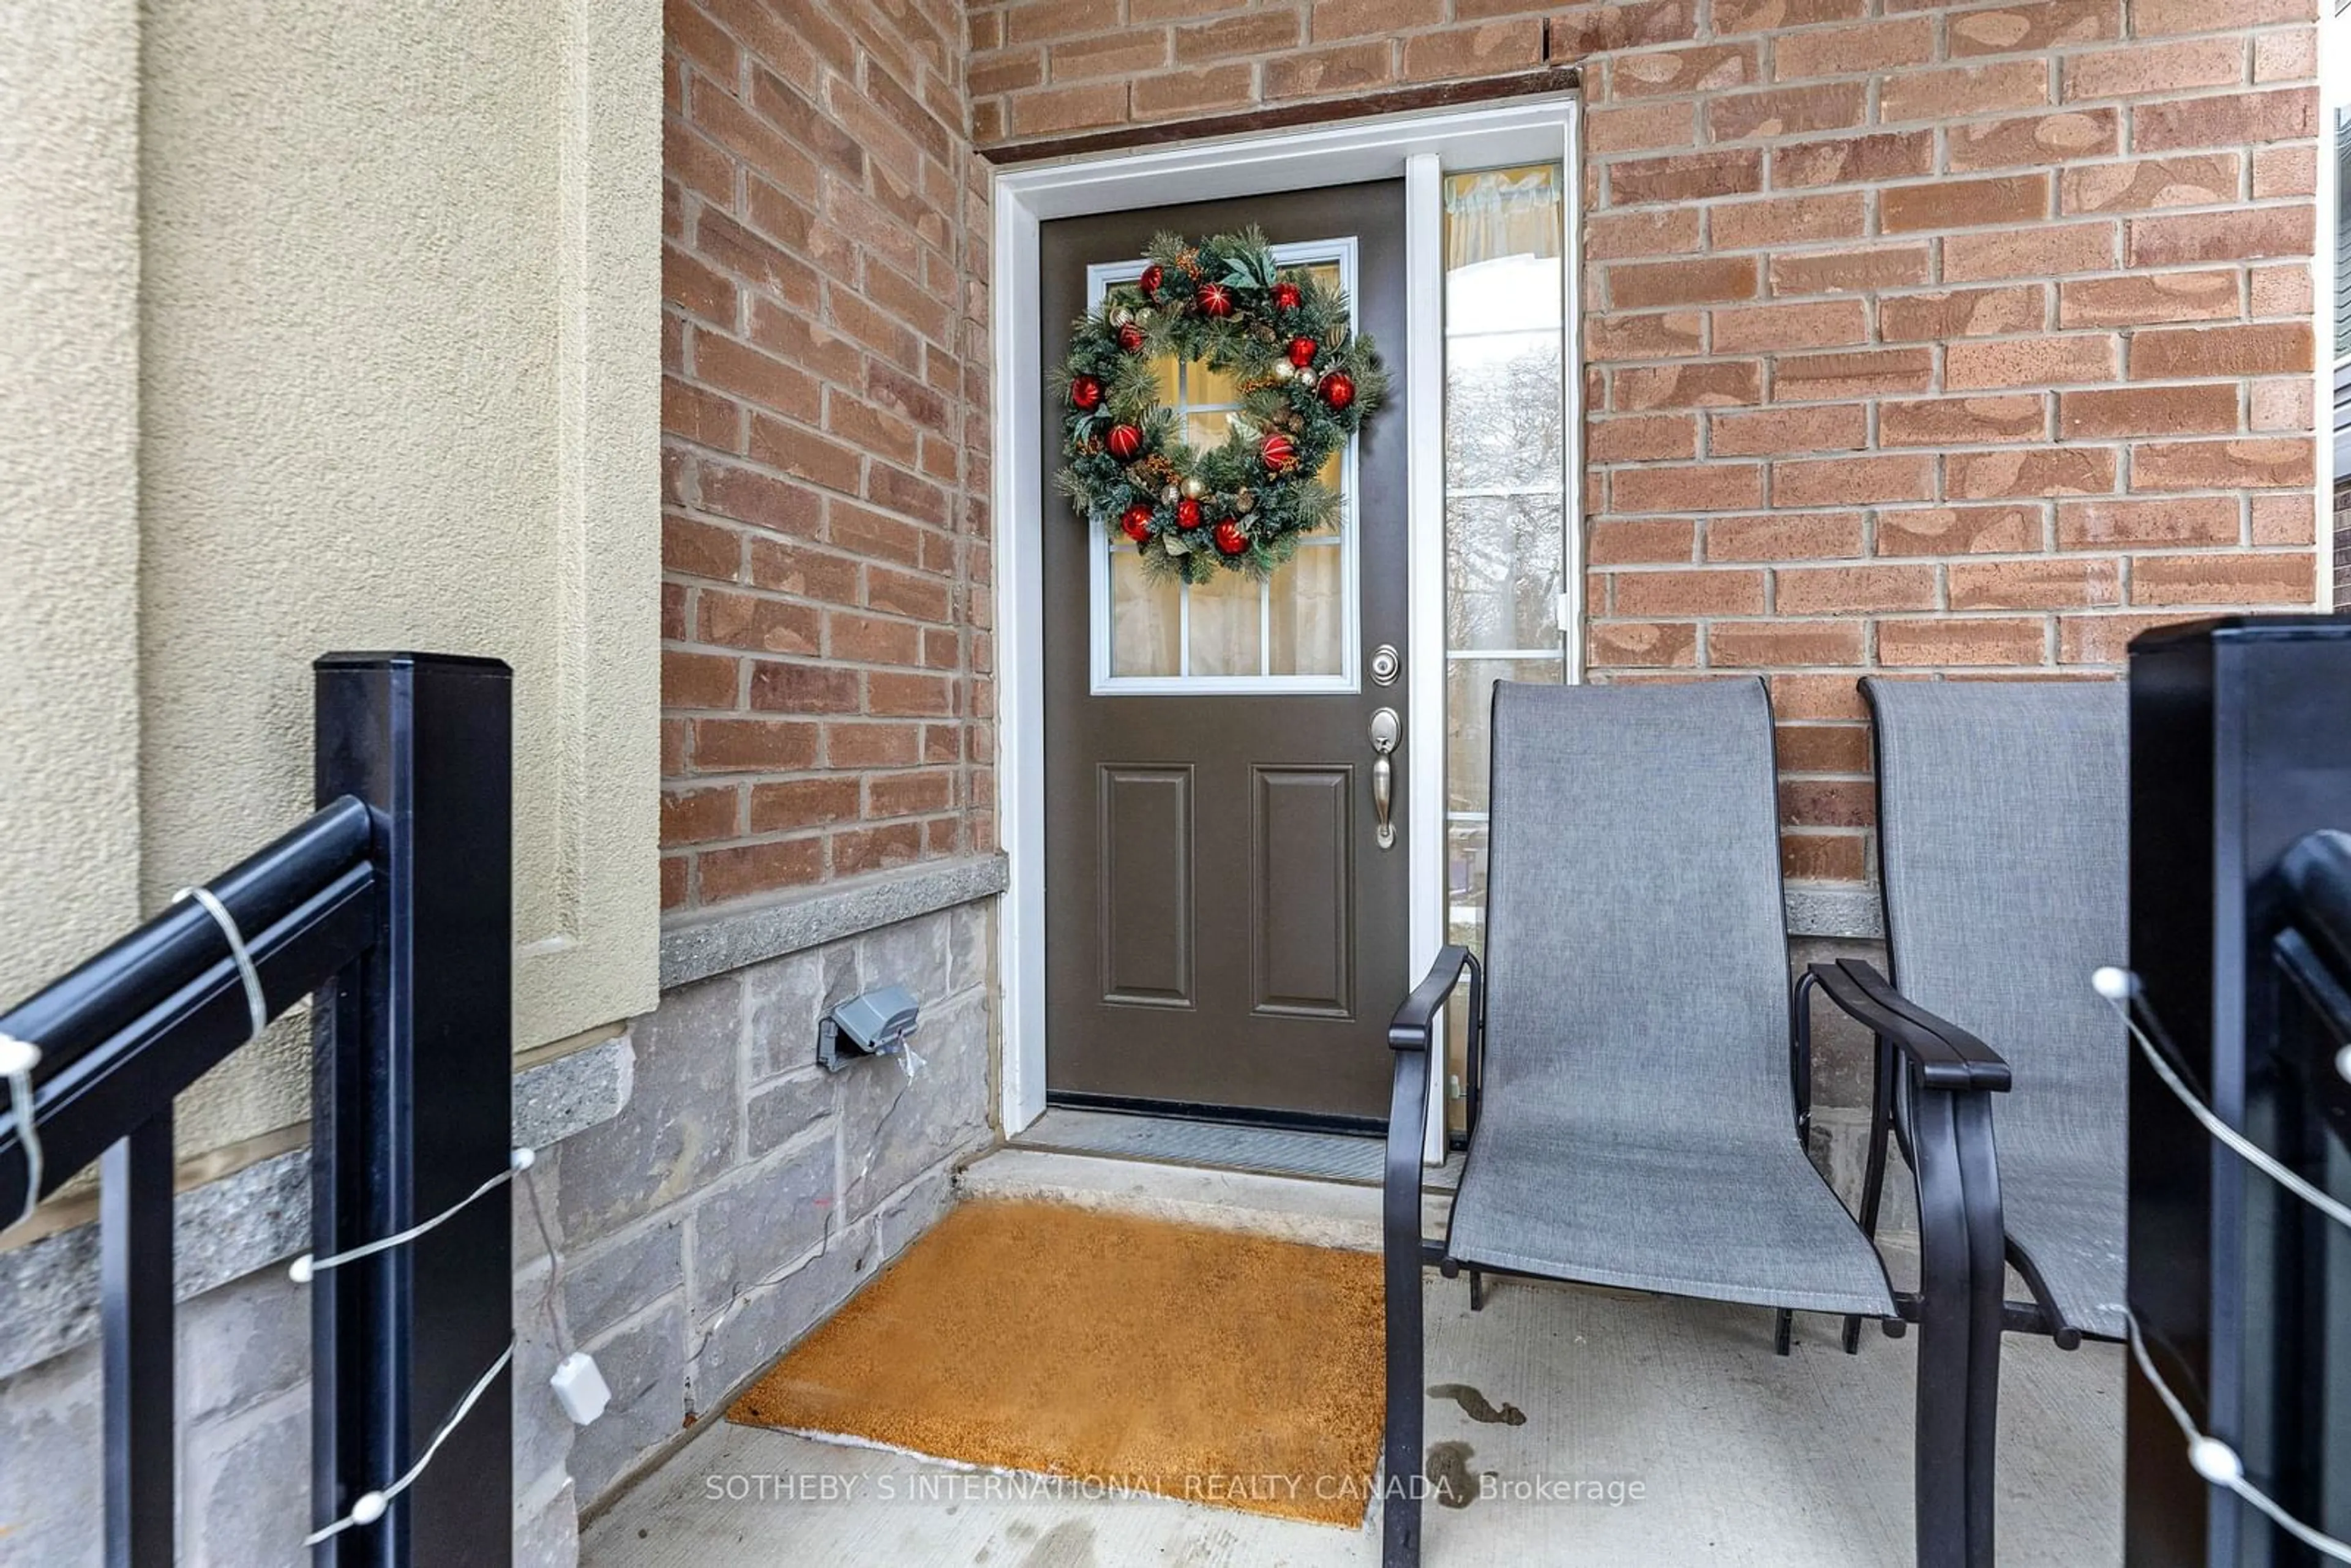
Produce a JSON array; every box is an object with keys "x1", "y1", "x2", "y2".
[
  {"x1": 1384, "y1": 679, "x2": 2012, "y2": 1568},
  {"x1": 1830, "y1": 678, "x2": 2129, "y2": 1356}
]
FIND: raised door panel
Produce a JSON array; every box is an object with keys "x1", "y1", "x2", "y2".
[
  {"x1": 1251, "y1": 766, "x2": 1354, "y2": 1019},
  {"x1": 1100, "y1": 766, "x2": 1194, "y2": 1007}
]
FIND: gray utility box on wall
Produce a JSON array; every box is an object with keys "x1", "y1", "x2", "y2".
[{"x1": 817, "y1": 985, "x2": 921, "y2": 1073}]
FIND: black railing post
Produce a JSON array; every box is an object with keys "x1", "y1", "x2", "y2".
[
  {"x1": 312, "y1": 654, "x2": 513, "y2": 1567},
  {"x1": 2125, "y1": 616, "x2": 2351, "y2": 1567},
  {"x1": 100, "y1": 1107, "x2": 174, "y2": 1568}
]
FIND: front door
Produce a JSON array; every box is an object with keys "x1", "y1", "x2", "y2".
[{"x1": 1041, "y1": 182, "x2": 1409, "y2": 1128}]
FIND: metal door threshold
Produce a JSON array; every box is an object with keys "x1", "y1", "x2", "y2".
[{"x1": 1015, "y1": 1107, "x2": 1462, "y2": 1191}]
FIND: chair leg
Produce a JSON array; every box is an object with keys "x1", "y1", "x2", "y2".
[
  {"x1": 1383, "y1": 1051, "x2": 1430, "y2": 1568},
  {"x1": 1773, "y1": 1308, "x2": 1793, "y2": 1356},
  {"x1": 1953, "y1": 1092, "x2": 2005, "y2": 1559},
  {"x1": 1907, "y1": 1086, "x2": 2003, "y2": 1568},
  {"x1": 1845, "y1": 1035, "x2": 1899, "y2": 1356},
  {"x1": 1383, "y1": 1240, "x2": 1422, "y2": 1567},
  {"x1": 1468, "y1": 1267, "x2": 1487, "y2": 1312}
]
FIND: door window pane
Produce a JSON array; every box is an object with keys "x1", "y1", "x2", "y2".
[
  {"x1": 1089, "y1": 242, "x2": 1361, "y2": 690},
  {"x1": 1144, "y1": 354, "x2": 1180, "y2": 401},
  {"x1": 1109, "y1": 549, "x2": 1181, "y2": 678},
  {"x1": 1189, "y1": 565, "x2": 1262, "y2": 677},
  {"x1": 1188, "y1": 361, "x2": 1243, "y2": 407},
  {"x1": 1185, "y1": 410, "x2": 1232, "y2": 450},
  {"x1": 1269, "y1": 542, "x2": 1345, "y2": 677}
]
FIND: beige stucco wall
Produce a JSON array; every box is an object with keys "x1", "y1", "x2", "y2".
[
  {"x1": 1, "y1": 1, "x2": 662, "y2": 1161},
  {"x1": 0, "y1": 1, "x2": 144, "y2": 1007}
]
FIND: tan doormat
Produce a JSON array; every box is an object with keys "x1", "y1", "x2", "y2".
[{"x1": 727, "y1": 1198, "x2": 1385, "y2": 1526}]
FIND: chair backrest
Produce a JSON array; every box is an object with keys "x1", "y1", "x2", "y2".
[
  {"x1": 1482, "y1": 679, "x2": 1794, "y2": 1139},
  {"x1": 1862, "y1": 678, "x2": 2128, "y2": 1177}
]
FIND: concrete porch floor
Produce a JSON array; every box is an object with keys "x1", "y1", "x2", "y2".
[{"x1": 582, "y1": 1151, "x2": 2124, "y2": 1567}]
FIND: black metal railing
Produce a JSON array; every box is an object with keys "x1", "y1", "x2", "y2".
[
  {"x1": 2126, "y1": 617, "x2": 2351, "y2": 1567},
  {"x1": 0, "y1": 652, "x2": 515, "y2": 1567},
  {"x1": 2263, "y1": 829, "x2": 2351, "y2": 1561}
]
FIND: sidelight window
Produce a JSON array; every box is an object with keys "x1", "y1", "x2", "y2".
[{"x1": 1439, "y1": 162, "x2": 1575, "y2": 1118}]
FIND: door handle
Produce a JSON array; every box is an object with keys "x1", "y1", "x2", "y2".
[{"x1": 1370, "y1": 707, "x2": 1400, "y2": 850}]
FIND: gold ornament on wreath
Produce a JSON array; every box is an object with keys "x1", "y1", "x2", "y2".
[{"x1": 1053, "y1": 226, "x2": 1390, "y2": 580}]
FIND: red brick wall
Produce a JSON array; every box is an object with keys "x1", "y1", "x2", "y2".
[
  {"x1": 660, "y1": 0, "x2": 993, "y2": 912},
  {"x1": 968, "y1": 0, "x2": 2322, "y2": 890}
]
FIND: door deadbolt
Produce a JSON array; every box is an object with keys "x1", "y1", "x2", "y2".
[{"x1": 1370, "y1": 644, "x2": 1400, "y2": 686}]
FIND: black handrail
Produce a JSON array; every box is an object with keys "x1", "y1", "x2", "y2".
[
  {"x1": 0, "y1": 652, "x2": 515, "y2": 1568},
  {"x1": 2126, "y1": 617, "x2": 2351, "y2": 1564},
  {"x1": 0, "y1": 795, "x2": 377, "y2": 1218},
  {"x1": 2283, "y1": 828, "x2": 2351, "y2": 997}
]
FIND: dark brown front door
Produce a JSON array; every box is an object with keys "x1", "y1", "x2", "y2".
[{"x1": 1041, "y1": 181, "x2": 1409, "y2": 1127}]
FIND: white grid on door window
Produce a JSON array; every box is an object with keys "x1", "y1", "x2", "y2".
[{"x1": 1086, "y1": 244, "x2": 1361, "y2": 694}]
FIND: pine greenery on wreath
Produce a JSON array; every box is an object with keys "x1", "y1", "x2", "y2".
[{"x1": 1055, "y1": 227, "x2": 1389, "y2": 582}]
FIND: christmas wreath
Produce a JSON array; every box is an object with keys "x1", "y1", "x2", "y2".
[{"x1": 1055, "y1": 227, "x2": 1389, "y2": 580}]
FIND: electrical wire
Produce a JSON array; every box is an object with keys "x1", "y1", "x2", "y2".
[
  {"x1": 2096, "y1": 967, "x2": 2351, "y2": 1234},
  {"x1": 291, "y1": 1150, "x2": 533, "y2": 1283},
  {"x1": 2125, "y1": 1316, "x2": 2351, "y2": 1563},
  {"x1": 518, "y1": 1156, "x2": 573, "y2": 1357},
  {"x1": 304, "y1": 1341, "x2": 516, "y2": 1545}
]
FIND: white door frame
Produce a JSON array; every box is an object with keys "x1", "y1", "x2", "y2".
[{"x1": 991, "y1": 94, "x2": 1583, "y2": 1160}]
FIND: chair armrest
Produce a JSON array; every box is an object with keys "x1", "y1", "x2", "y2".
[
  {"x1": 1805, "y1": 959, "x2": 2011, "y2": 1094},
  {"x1": 1390, "y1": 944, "x2": 1478, "y2": 1052}
]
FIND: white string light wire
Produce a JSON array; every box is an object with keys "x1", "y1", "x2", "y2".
[
  {"x1": 6, "y1": 883, "x2": 530, "y2": 1529},
  {"x1": 2093, "y1": 964, "x2": 2351, "y2": 1561},
  {"x1": 0, "y1": 1032, "x2": 42, "y2": 1233},
  {"x1": 2124, "y1": 1317, "x2": 2351, "y2": 1564},
  {"x1": 176, "y1": 885, "x2": 269, "y2": 1045},
  {"x1": 2094, "y1": 966, "x2": 2351, "y2": 1234},
  {"x1": 176, "y1": 880, "x2": 534, "y2": 1283},
  {"x1": 288, "y1": 1139, "x2": 531, "y2": 1529},
  {"x1": 291, "y1": 1148, "x2": 534, "y2": 1284},
  {"x1": 6, "y1": 884, "x2": 264, "y2": 1237},
  {"x1": 171, "y1": 863, "x2": 534, "y2": 1535},
  {"x1": 303, "y1": 1340, "x2": 516, "y2": 1545}
]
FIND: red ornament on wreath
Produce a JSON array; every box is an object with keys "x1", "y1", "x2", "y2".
[
  {"x1": 1197, "y1": 282, "x2": 1234, "y2": 318},
  {"x1": 1271, "y1": 280, "x2": 1302, "y2": 311},
  {"x1": 1069, "y1": 375, "x2": 1103, "y2": 411},
  {"x1": 1116, "y1": 323, "x2": 1146, "y2": 353},
  {"x1": 1287, "y1": 337, "x2": 1318, "y2": 367},
  {"x1": 1259, "y1": 430, "x2": 1297, "y2": 471},
  {"x1": 1119, "y1": 503, "x2": 1153, "y2": 544},
  {"x1": 1175, "y1": 497, "x2": 1204, "y2": 530},
  {"x1": 1106, "y1": 423, "x2": 1144, "y2": 460},
  {"x1": 1212, "y1": 519, "x2": 1249, "y2": 557},
  {"x1": 1320, "y1": 372, "x2": 1356, "y2": 412},
  {"x1": 1139, "y1": 263, "x2": 1164, "y2": 298}
]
